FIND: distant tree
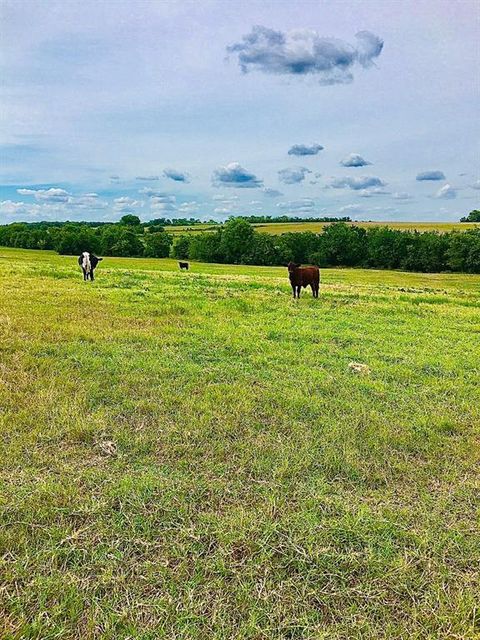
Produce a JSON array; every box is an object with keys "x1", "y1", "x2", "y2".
[
  {"x1": 143, "y1": 230, "x2": 172, "y2": 258},
  {"x1": 119, "y1": 214, "x2": 141, "y2": 226},
  {"x1": 189, "y1": 231, "x2": 223, "y2": 262},
  {"x1": 460, "y1": 210, "x2": 480, "y2": 223},
  {"x1": 276, "y1": 232, "x2": 319, "y2": 265},
  {"x1": 248, "y1": 233, "x2": 282, "y2": 265},
  {"x1": 446, "y1": 229, "x2": 480, "y2": 272},
  {"x1": 172, "y1": 235, "x2": 191, "y2": 259},
  {"x1": 320, "y1": 223, "x2": 367, "y2": 266},
  {"x1": 219, "y1": 218, "x2": 255, "y2": 263},
  {"x1": 109, "y1": 229, "x2": 144, "y2": 257}
]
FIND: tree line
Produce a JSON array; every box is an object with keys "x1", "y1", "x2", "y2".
[{"x1": 0, "y1": 216, "x2": 479, "y2": 273}]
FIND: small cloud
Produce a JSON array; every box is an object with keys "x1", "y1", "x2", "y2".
[
  {"x1": 278, "y1": 166, "x2": 311, "y2": 184},
  {"x1": 212, "y1": 162, "x2": 263, "y2": 188},
  {"x1": 68, "y1": 194, "x2": 107, "y2": 210},
  {"x1": 212, "y1": 194, "x2": 239, "y2": 202},
  {"x1": 136, "y1": 175, "x2": 160, "y2": 181},
  {"x1": 327, "y1": 175, "x2": 386, "y2": 190},
  {"x1": 416, "y1": 170, "x2": 446, "y2": 181},
  {"x1": 17, "y1": 187, "x2": 70, "y2": 203},
  {"x1": 277, "y1": 198, "x2": 315, "y2": 213},
  {"x1": 163, "y1": 168, "x2": 190, "y2": 183},
  {"x1": 470, "y1": 179, "x2": 480, "y2": 190},
  {"x1": 109, "y1": 175, "x2": 120, "y2": 182},
  {"x1": 340, "y1": 153, "x2": 371, "y2": 167},
  {"x1": 435, "y1": 184, "x2": 456, "y2": 199},
  {"x1": 392, "y1": 192, "x2": 413, "y2": 200},
  {"x1": 177, "y1": 201, "x2": 199, "y2": 214},
  {"x1": 339, "y1": 204, "x2": 363, "y2": 214},
  {"x1": 150, "y1": 194, "x2": 176, "y2": 205},
  {"x1": 114, "y1": 196, "x2": 143, "y2": 212},
  {"x1": 358, "y1": 187, "x2": 390, "y2": 197},
  {"x1": 151, "y1": 202, "x2": 177, "y2": 212},
  {"x1": 288, "y1": 143, "x2": 324, "y2": 156},
  {"x1": 227, "y1": 26, "x2": 383, "y2": 85},
  {"x1": 214, "y1": 207, "x2": 233, "y2": 214},
  {"x1": 262, "y1": 187, "x2": 283, "y2": 197}
]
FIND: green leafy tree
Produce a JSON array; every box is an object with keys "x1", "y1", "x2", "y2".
[
  {"x1": 110, "y1": 229, "x2": 144, "y2": 257},
  {"x1": 143, "y1": 230, "x2": 173, "y2": 258},
  {"x1": 219, "y1": 218, "x2": 255, "y2": 263},
  {"x1": 189, "y1": 231, "x2": 223, "y2": 262},
  {"x1": 119, "y1": 214, "x2": 141, "y2": 227},
  {"x1": 460, "y1": 210, "x2": 480, "y2": 223},
  {"x1": 172, "y1": 235, "x2": 191, "y2": 259},
  {"x1": 447, "y1": 229, "x2": 480, "y2": 272}
]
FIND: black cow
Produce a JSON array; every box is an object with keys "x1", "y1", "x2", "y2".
[
  {"x1": 78, "y1": 252, "x2": 103, "y2": 281},
  {"x1": 179, "y1": 261, "x2": 189, "y2": 270},
  {"x1": 287, "y1": 262, "x2": 320, "y2": 298}
]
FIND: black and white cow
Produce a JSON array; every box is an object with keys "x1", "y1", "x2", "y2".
[{"x1": 78, "y1": 252, "x2": 103, "y2": 281}]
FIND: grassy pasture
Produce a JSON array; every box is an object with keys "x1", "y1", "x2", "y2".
[
  {"x1": 0, "y1": 248, "x2": 479, "y2": 639},
  {"x1": 166, "y1": 221, "x2": 479, "y2": 235}
]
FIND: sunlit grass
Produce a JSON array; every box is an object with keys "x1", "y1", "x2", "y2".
[
  {"x1": 166, "y1": 221, "x2": 480, "y2": 235},
  {"x1": 1, "y1": 248, "x2": 479, "y2": 639}
]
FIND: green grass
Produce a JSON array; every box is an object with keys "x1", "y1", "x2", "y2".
[
  {"x1": 166, "y1": 221, "x2": 479, "y2": 235},
  {"x1": 1, "y1": 248, "x2": 479, "y2": 639}
]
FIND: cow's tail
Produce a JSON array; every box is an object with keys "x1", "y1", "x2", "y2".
[{"x1": 82, "y1": 252, "x2": 91, "y2": 273}]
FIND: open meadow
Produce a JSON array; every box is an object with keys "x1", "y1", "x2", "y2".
[
  {"x1": 167, "y1": 221, "x2": 480, "y2": 235},
  {"x1": 0, "y1": 248, "x2": 479, "y2": 639}
]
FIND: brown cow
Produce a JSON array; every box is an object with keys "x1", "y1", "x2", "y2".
[{"x1": 287, "y1": 262, "x2": 320, "y2": 298}]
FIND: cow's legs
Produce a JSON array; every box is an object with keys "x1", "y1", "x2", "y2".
[
  {"x1": 291, "y1": 285, "x2": 296, "y2": 298},
  {"x1": 90, "y1": 270, "x2": 94, "y2": 281},
  {"x1": 296, "y1": 285, "x2": 302, "y2": 298}
]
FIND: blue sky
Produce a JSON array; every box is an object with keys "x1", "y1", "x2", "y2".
[{"x1": 1, "y1": 0, "x2": 479, "y2": 223}]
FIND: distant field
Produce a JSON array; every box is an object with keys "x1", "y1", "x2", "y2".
[
  {"x1": 166, "y1": 221, "x2": 479, "y2": 235},
  {"x1": 1, "y1": 248, "x2": 479, "y2": 639}
]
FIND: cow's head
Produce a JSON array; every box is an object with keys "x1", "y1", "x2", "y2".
[{"x1": 287, "y1": 262, "x2": 299, "y2": 274}]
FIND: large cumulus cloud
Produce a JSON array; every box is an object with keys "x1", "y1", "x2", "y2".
[
  {"x1": 212, "y1": 162, "x2": 263, "y2": 188},
  {"x1": 227, "y1": 26, "x2": 383, "y2": 85}
]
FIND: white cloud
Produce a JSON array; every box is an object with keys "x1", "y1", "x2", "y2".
[
  {"x1": 114, "y1": 196, "x2": 143, "y2": 212},
  {"x1": 339, "y1": 204, "x2": 363, "y2": 214},
  {"x1": 340, "y1": 153, "x2": 371, "y2": 167},
  {"x1": 278, "y1": 167, "x2": 311, "y2": 184},
  {"x1": 435, "y1": 184, "x2": 456, "y2": 199},
  {"x1": 358, "y1": 187, "x2": 390, "y2": 197},
  {"x1": 17, "y1": 187, "x2": 71, "y2": 203},
  {"x1": 212, "y1": 162, "x2": 263, "y2": 188},
  {"x1": 327, "y1": 176, "x2": 387, "y2": 190}
]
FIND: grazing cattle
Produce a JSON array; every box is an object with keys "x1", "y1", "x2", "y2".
[
  {"x1": 287, "y1": 262, "x2": 320, "y2": 298},
  {"x1": 179, "y1": 261, "x2": 189, "y2": 270},
  {"x1": 78, "y1": 252, "x2": 103, "y2": 281}
]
